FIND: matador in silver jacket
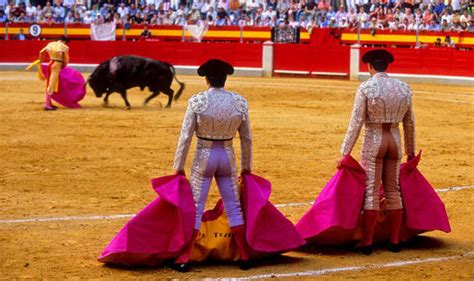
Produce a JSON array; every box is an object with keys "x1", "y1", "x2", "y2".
[
  {"x1": 171, "y1": 59, "x2": 252, "y2": 271},
  {"x1": 340, "y1": 50, "x2": 415, "y2": 254}
]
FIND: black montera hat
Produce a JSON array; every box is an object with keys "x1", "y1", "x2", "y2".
[
  {"x1": 57, "y1": 35, "x2": 70, "y2": 43},
  {"x1": 362, "y1": 49, "x2": 394, "y2": 64},
  {"x1": 197, "y1": 59, "x2": 234, "y2": 77}
]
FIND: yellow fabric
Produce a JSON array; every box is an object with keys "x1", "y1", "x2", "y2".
[
  {"x1": 190, "y1": 209, "x2": 240, "y2": 262},
  {"x1": 25, "y1": 59, "x2": 46, "y2": 81},
  {"x1": 189, "y1": 180, "x2": 243, "y2": 262}
]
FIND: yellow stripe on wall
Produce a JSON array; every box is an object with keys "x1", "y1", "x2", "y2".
[
  {"x1": 117, "y1": 29, "x2": 191, "y2": 36},
  {"x1": 460, "y1": 37, "x2": 474, "y2": 45},
  {"x1": 0, "y1": 27, "x2": 90, "y2": 36},
  {"x1": 116, "y1": 29, "x2": 270, "y2": 39},
  {"x1": 341, "y1": 33, "x2": 468, "y2": 44},
  {"x1": 300, "y1": 32, "x2": 310, "y2": 40}
]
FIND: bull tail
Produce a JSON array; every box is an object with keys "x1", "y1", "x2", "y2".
[{"x1": 169, "y1": 65, "x2": 185, "y2": 101}]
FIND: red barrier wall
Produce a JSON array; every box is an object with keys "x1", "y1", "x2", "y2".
[
  {"x1": 273, "y1": 44, "x2": 351, "y2": 74},
  {"x1": 0, "y1": 40, "x2": 472, "y2": 78},
  {"x1": 0, "y1": 40, "x2": 263, "y2": 67},
  {"x1": 359, "y1": 47, "x2": 474, "y2": 77}
]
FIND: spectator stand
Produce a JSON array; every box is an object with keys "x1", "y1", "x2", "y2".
[
  {"x1": 0, "y1": 22, "x2": 274, "y2": 42},
  {"x1": 0, "y1": 21, "x2": 310, "y2": 43},
  {"x1": 339, "y1": 28, "x2": 474, "y2": 49}
]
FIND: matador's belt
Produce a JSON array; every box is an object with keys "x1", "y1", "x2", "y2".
[
  {"x1": 197, "y1": 137, "x2": 234, "y2": 148},
  {"x1": 197, "y1": 136, "x2": 234, "y2": 141}
]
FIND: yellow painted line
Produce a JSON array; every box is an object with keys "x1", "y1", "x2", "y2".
[
  {"x1": 62, "y1": 29, "x2": 90, "y2": 35},
  {"x1": 40, "y1": 29, "x2": 65, "y2": 35},
  {"x1": 0, "y1": 27, "x2": 90, "y2": 36},
  {"x1": 460, "y1": 37, "x2": 474, "y2": 45},
  {"x1": 0, "y1": 27, "x2": 24, "y2": 34},
  {"x1": 300, "y1": 32, "x2": 310, "y2": 40},
  {"x1": 205, "y1": 30, "x2": 270, "y2": 39},
  {"x1": 241, "y1": 30, "x2": 271, "y2": 39},
  {"x1": 418, "y1": 35, "x2": 460, "y2": 43},
  {"x1": 117, "y1": 29, "x2": 191, "y2": 36},
  {"x1": 117, "y1": 29, "x2": 271, "y2": 39},
  {"x1": 341, "y1": 33, "x2": 470, "y2": 44}
]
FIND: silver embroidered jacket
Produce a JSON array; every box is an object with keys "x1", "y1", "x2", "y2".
[
  {"x1": 173, "y1": 87, "x2": 252, "y2": 171},
  {"x1": 341, "y1": 72, "x2": 416, "y2": 156}
]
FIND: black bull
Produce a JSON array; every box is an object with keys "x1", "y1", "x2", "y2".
[{"x1": 87, "y1": 55, "x2": 185, "y2": 109}]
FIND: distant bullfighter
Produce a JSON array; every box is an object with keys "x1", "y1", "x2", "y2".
[{"x1": 87, "y1": 55, "x2": 185, "y2": 109}]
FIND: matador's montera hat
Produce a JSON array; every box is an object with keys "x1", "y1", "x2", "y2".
[
  {"x1": 198, "y1": 59, "x2": 234, "y2": 78},
  {"x1": 362, "y1": 49, "x2": 394, "y2": 64}
]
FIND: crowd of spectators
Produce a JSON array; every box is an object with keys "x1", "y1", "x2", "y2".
[{"x1": 0, "y1": 0, "x2": 473, "y2": 32}]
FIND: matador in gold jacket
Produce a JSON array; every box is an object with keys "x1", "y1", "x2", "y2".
[
  {"x1": 39, "y1": 36, "x2": 70, "y2": 111},
  {"x1": 339, "y1": 49, "x2": 415, "y2": 255}
]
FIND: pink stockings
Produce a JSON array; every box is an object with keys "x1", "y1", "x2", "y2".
[{"x1": 45, "y1": 92, "x2": 53, "y2": 109}]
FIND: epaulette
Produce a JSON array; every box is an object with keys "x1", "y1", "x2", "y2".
[
  {"x1": 398, "y1": 80, "x2": 412, "y2": 97},
  {"x1": 189, "y1": 92, "x2": 208, "y2": 113},
  {"x1": 358, "y1": 79, "x2": 377, "y2": 98},
  {"x1": 233, "y1": 93, "x2": 248, "y2": 114}
]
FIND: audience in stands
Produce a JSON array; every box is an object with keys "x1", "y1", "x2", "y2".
[{"x1": 0, "y1": 0, "x2": 472, "y2": 33}]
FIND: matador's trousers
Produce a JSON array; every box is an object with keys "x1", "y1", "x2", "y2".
[
  {"x1": 46, "y1": 60, "x2": 62, "y2": 94},
  {"x1": 189, "y1": 139, "x2": 244, "y2": 230},
  {"x1": 361, "y1": 123, "x2": 403, "y2": 211}
]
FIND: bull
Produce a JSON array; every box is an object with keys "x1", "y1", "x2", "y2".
[{"x1": 87, "y1": 55, "x2": 185, "y2": 109}]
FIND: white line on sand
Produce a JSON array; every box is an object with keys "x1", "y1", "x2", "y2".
[
  {"x1": 0, "y1": 185, "x2": 472, "y2": 224},
  {"x1": 208, "y1": 251, "x2": 474, "y2": 280}
]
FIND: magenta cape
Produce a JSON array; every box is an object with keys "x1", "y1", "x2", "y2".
[
  {"x1": 295, "y1": 155, "x2": 366, "y2": 245},
  {"x1": 41, "y1": 64, "x2": 86, "y2": 108},
  {"x1": 398, "y1": 153, "x2": 451, "y2": 238},
  {"x1": 295, "y1": 153, "x2": 451, "y2": 245},
  {"x1": 98, "y1": 174, "x2": 304, "y2": 265},
  {"x1": 98, "y1": 175, "x2": 196, "y2": 266},
  {"x1": 242, "y1": 174, "x2": 305, "y2": 254}
]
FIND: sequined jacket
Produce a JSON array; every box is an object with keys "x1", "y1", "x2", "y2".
[
  {"x1": 173, "y1": 88, "x2": 252, "y2": 171},
  {"x1": 341, "y1": 72, "x2": 415, "y2": 156},
  {"x1": 39, "y1": 41, "x2": 69, "y2": 64}
]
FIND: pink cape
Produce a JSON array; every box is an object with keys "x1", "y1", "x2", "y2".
[
  {"x1": 98, "y1": 174, "x2": 304, "y2": 265},
  {"x1": 295, "y1": 153, "x2": 451, "y2": 245},
  {"x1": 41, "y1": 64, "x2": 86, "y2": 108},
  {"x1": 98, "y1": 175, "x2": 196, "y2": 266},
  {"x1": 241, "y1": 174, "x2": 305, "y2": 254},
  {"x1": 398, "y1": 153, "x2": 451, "y2": 239},
  {"x1": 295, "y1": 155, "x2": 366, "y2": 245}
]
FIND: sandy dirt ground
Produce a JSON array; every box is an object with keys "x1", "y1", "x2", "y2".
[{"x1": 0, "y1": 72, "x2": 473, "y2": 280}]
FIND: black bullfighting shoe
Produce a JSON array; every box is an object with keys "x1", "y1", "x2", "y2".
[
  {"x1": 352, "y1": 245, "x2": 373, "y2": 256},
  {"x1": 44, "y1": 107, "x2": 57, "y2": 111},
  {"x1": 169, "y1": 263, "x2": 189, "y2": 273},
  {"x1": 238, "y1": 260, "x2": 252, "y2": 270},
  {"x1": 387, "y1": 243, "x2": 401, "y2": 253}
]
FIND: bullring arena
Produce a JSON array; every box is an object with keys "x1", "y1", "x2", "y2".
[{"x1": 0, "y1": 70, "x2": 473, "y2": 279}]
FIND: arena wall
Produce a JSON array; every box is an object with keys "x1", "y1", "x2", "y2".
[{"x1": 0, "y1": 40, "x2": 472, "y2": 85}]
